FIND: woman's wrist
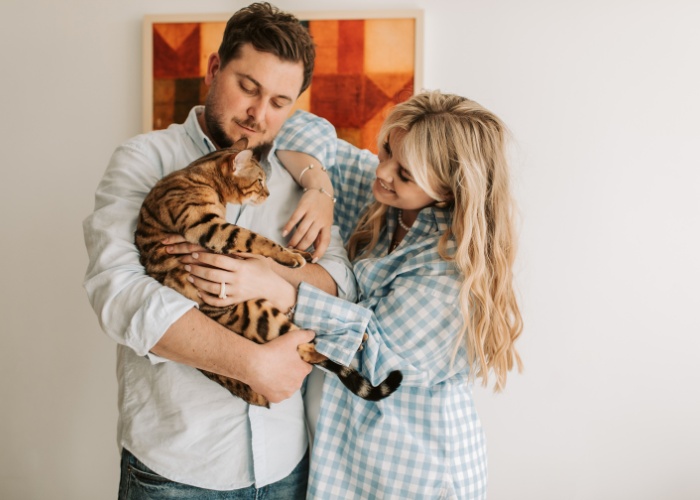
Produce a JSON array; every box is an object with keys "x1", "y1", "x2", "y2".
[{"x1": 298, "y1": 164, "x2": 334, "y2": 195}]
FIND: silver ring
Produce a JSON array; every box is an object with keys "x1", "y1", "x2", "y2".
[{"x1": 218, "y1": 281, "x2": 227, "y2": 299}]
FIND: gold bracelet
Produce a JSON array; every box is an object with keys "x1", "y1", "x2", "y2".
[
  {"x1": 298, "y1": 163, "x2": 328, "y2": 185},
  {"x1": 303, "y1": 187, "x2": 336, "y2": 203}
]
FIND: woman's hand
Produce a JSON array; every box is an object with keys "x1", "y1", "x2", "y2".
[
  {"x1": 282, "y1": 188, "x2": 334, "y2": 263},
  {"x1": 181, "y1": 251, "x2": 296, "y2": 312}
]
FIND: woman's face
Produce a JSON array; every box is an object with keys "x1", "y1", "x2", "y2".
[{"x1": 372, "y1": 130, "x2": 437, "y2": 212}]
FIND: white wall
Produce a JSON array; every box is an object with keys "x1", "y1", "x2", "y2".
[{"x1": 1, "y1": 0, "x2": 698, "y2": 498}]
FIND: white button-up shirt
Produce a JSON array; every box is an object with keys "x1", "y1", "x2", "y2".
[{"x1": 83, "y1": 108, "x2": 356, "y2": 490}]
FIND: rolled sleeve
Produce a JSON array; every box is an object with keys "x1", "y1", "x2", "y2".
[
  {"x1": 294, "y1": 282, "x2": 370, "y2": 367},
  {"x1": 82, "y1": 141, "x2": 197, "y2": 360},
  {"x1": 276, "y1": 110, "x2": 337, "y2": 168}
]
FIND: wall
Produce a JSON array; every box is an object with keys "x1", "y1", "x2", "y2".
[{"x1": 1, "y1": 0, "x2": 698, "y2": 498}]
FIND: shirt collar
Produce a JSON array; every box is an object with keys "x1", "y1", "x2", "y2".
[
  {"x1": 389, "y1": 205, "x2": 451, "y2": 237},
  {"x1": 184, "y1": 106, "x2": 215, "y2": 156}
]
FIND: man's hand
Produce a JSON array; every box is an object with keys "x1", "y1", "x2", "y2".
[{"x1": 244, "y1": 329, "x2": 316, "y2": 404}]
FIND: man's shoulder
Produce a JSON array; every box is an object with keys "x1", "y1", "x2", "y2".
[
  {"x1": 117, "y1": 121, "x2": 208, "y2": 171},
  {"x1": 119, "y1": 123, "x2": 189, "y2": 156}
]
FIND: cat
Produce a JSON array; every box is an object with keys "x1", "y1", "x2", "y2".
[{"x1": 135, "y1": 139, "x2": 402, "y2": 407}]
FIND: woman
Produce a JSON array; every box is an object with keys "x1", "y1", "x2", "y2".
[{"x1": 181, "y1": 91, "x2": 523, "y2": 498}]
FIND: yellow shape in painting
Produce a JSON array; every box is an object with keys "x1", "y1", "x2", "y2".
[
  {"x1": 199, "y1": 22, "x2": 227, "y2": 77},
  {"x1": 155, "y1": 23, "x2": 198, "y2": 52},
  {"x1": 309, "y1": 20, "x2": 339, "y2": 75},
  {"x1": 366, "y1": 72, "x2": 414, "y2": 101},
  {"x1": 364, "y1": 19, "x2": 415, "y2": 74}
]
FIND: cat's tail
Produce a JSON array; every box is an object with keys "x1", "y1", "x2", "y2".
[{"x1": 317, "y1": 360, "x2": 403, "y2": 402}]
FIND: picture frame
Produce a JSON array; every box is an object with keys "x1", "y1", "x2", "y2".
[{"x1": 143, "y1": 10, "x2": 423, "y2": 153}]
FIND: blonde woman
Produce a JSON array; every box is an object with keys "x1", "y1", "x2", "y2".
[{"x1": 179, "y1": 91, "x2": 523, "y2": 498}]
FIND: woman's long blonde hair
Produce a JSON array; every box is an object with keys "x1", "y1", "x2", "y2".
[{"x1": 347, "y1": 90, "x2": 523, "y2": 391}]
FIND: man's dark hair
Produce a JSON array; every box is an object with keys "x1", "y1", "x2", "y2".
[{"x1": 219, "y1": 2, "x2": 315, "y2": 95}]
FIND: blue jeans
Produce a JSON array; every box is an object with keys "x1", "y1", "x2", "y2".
[{"x1": 118, "y1": 448, "x2": 308, "y2": 500}]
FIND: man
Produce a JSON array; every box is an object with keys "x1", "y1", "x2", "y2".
[{"x1": 83, "y1": 3, "x2": 355, "y2": 498}]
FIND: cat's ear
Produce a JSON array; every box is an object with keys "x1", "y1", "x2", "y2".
[
  {"x1": 232, "y1": 149, "x2": 253, "y2": 174},
  {"x1": 233, "y1": 137, "x2": 249, "y2": 151}
]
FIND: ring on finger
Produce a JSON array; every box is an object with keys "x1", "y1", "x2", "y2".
[{"x1": 219, "y1": 281, "x2": 227, "y2": 299}]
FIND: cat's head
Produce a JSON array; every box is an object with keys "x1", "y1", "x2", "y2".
[{"x1": 218, "y1": 139, "x2": 269, "y2": 205}]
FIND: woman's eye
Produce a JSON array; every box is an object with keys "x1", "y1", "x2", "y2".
[
  {"x1": 383, "y1": 142, "x2": 392, "y2": 156},
  {"x1": 398, "y1": 167, "x2": 412, "y2": 183}
]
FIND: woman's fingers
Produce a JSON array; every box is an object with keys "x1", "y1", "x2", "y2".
[
  {"x1": 184, "y1": 263, "x2": 230, "y2": 286},
  {"x1": 282, "y1": 206, "x2": 305, "y2": 238},
  {"x1": 311, "y1": 227, "x2": 331, "y2": 262},
  {"x1": 187, "y1": 252, "x2": 242, "y2": 271}
]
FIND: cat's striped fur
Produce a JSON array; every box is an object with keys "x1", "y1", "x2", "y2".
[{"x1": 135, "y1": 142, "x2": 402, "y2": 407}]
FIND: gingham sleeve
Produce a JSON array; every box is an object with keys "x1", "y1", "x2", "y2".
[
  {"x1": 294, "y1": 281, "x2": 371, "y2": 366},
  {"x1": 275, "y1": 110, "x2": 337, "y2": 170},
  {"x1": 294, "y1": 260, "x2": 468, "y2": 388},
  {"x1": 329, "y1": 140, "x2": 378, "y2": 242}
]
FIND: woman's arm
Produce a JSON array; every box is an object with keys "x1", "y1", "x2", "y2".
[{"x1": 293, "y1": 254, "x2": 467, "y2": 388}]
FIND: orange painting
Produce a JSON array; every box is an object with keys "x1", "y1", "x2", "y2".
[{"x1": 146, "y1": 12, "x2": 422, "y2": 153}]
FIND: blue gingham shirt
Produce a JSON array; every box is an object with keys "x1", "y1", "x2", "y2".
[{"x1": 278, "y1": 128, "x2": 488, "y2": 499}]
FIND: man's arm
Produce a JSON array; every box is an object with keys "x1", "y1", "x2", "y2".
[
  {"x1": 83, "y1": 138, "x2": 312, "y2": 402},
  {"x1": 151, "y1": 308, "x2": 314, "y2": 403}
]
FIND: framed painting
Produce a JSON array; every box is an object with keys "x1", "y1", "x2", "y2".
[{"x1": 143, "y1": 10, "x2": 423, "y2": 153}]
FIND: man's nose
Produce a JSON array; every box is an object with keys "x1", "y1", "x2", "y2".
[{"x1": 247, "y1": 99, "x2": 267, "y2": 123}]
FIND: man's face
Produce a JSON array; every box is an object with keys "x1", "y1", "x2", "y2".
[{"x1": 202, "y1": 43, "x2": 304, "y2": 149}]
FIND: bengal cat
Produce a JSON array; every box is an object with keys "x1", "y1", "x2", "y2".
[{"x1": 135, "y1": 140, "x2": 402, "y2": 407}]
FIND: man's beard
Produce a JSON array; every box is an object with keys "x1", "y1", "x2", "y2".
[{"x1": 204, "y1": 93, "x2": 267, "y2": 150}]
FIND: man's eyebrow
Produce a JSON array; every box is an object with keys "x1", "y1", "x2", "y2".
[{"x1": 237, "y1": 73, "x2": 295, "y2": 103}]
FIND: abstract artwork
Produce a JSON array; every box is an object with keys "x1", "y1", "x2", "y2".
[{"x1": 143, "y1": 11, "x2": 423, "y2": 153}]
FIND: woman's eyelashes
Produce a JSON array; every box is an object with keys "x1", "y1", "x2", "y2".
[{"x1": 382, "y1": 142, "x2": 412, "y2": 183}]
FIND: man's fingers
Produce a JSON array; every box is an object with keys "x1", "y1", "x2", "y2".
[
  {"x1": 161, "y1": 234, "x2": 187, "y2": 244},
  {"x1": 289, "y1": 328, "x2": 316, "y2": 345},
  {"x1": 166, "y1": 242, "x2": 203, "y2": 255}
]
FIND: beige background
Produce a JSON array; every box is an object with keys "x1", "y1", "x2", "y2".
[{"x1": 1, "y1": 0, "x2": 698, "y2": 499}]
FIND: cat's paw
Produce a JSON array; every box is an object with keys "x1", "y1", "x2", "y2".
[
  {"x1": 297, "y1": 342, "x2": 328, "y2": 364},
  {"x1": 290, "y1": 248, "x2": 313, "y2": 263},
  {"x1": 281, "y1": 248, "x2": 313, "y2": 267},
  {"x1": 357, "y1": 333, "x2": 369, "y2": 352}
]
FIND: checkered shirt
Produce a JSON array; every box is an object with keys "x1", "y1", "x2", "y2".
[{"x1": 279, "y1": 115, "x2": 488, "y2": 499}]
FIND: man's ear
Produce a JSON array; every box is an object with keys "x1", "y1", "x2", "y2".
[{"x1": 204, "y1": 52, "x2": 221, "y2": 86}]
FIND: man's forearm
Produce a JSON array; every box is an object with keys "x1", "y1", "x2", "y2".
[
  {"x1": 150, "y1": 308, "x2": 257, "y2": 382},
  {"x1": 150, "y1": 307, "x2": 314, "y2": 403}
]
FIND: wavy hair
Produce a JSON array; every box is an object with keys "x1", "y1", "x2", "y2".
[
  {"x1": 347, "y1": 91, "x2": 523, "y2": 391},
  {"x1": 218, "y1": 3, "x2": 315, "y2": 94}
]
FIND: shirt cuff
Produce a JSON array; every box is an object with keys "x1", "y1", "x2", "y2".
[
  {"x1": 125, "y1": 286, "x2": 198, "y2": 364},
  {"x1": 293, "y1": 282, "x2": 370, "y2": 366}
]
